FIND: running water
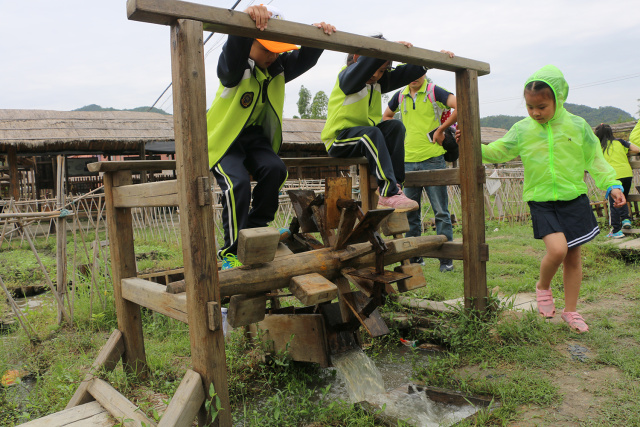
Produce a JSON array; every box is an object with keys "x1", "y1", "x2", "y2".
[
  {"x1": 329, "y1": 347, "x2": 478, "y2": 427},
  {"x1": 330, "y1": 348, "x2": 385, "y2": 402}
]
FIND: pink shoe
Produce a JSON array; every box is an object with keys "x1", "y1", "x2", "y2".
[
  {"x1": 535, "y1": 287, "x2": 555, "y2": 318},
  {"x1": 561, "y1": 311, "x2": 589, "y2": 333},
  {"x1": 377, "y1": 190, "x2": 419, "y2": 212}
]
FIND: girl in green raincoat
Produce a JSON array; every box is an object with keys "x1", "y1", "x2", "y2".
[{"x1": 468, "y1": 65, "x2": 626, "y2": 333}]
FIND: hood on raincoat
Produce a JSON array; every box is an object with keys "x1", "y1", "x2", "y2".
[{"x1": 524, "y1": 65, "x2": 569, "y2": 122}]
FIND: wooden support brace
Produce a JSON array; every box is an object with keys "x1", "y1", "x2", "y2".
[
  {"x1": 227, "y1": 294, "x2": 267, "y2": 328},
  {"x1": 66, "y1": 329, "x2": 125, "y2": 409},
  {"x1": 289, "y1": 273, "x2": 339, "y2": 306},
  {"x1": 394, "y1": 264, "x2": 427, "y2": 292},
  {"x1": 197, "y1": 176, "x2": 212, "y2": 206},
  {"x1": 237, "y1": 227, "x2": 280, "y2": 265},
  {"x1": 379, "y1": 212, "x2": 410, "y2": 236},
  {"x1": 87, "y1": 378, "x2": 157, "y2": 426},
  {"x1": 157, "y1": 369, "x2": 205, "y2": 427}
]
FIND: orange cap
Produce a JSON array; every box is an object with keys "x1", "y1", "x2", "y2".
[{"x1": 256, "y1": 39, "x2": 299, "y2": 53}]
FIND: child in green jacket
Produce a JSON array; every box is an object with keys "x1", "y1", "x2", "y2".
[{"x1": 470, "y1": 65, "x2": 626, "y2": 333}]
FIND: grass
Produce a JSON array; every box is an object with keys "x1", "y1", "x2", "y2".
[{"x1": 1, "y1": 219, "x2": 640, "y2": 425}]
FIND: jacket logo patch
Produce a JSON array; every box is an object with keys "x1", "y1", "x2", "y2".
[{"x1": 240, "y1": 92, "x2": 254, "y2": 108}]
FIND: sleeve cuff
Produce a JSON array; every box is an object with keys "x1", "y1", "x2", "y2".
[{"x1": 605, "y1": 184, "x2": 624, "y2": 200}]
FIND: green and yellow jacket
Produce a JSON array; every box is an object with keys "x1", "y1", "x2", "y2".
[
  {"x1": 630, "y1": 120, "x2": 640, "y2": 146},
  {"x1": 482, "y1": 65, "x2": 620, "y2": 202},
  {"x1": 321, "y1": 56, "x2": 426, "y2": 150},
  {"x1": 206, "y1": 36, "x2": 323, "y2": 169}
]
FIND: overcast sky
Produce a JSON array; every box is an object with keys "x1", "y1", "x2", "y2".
[{"x1": 2, "y1": 0, "x2": 639, "y2": 121}]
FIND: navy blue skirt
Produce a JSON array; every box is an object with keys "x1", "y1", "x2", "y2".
[{"x1": 528, "y1": 194, "x2": 599, "y2": 248}]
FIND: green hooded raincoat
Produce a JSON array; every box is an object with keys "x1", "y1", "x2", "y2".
[{"x1": 482, "y1": 65, "x2": 620, "y2": 202}]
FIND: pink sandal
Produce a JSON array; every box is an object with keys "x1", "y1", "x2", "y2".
[
  {"x1": 536, "y1": 287, "x2": 555, "y2": 318},
  {"x1": 561, "y1": 311, "x2": 589, "y2": 333}
]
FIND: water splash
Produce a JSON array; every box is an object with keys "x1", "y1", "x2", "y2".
[{"x1": 330, "y1": 348, "x2": 385, "y2": 402}]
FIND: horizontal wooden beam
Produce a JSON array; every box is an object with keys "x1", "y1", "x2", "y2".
[
  {"x1": 112, "y1": 180, "x2": 179, "y2": 208},
  {"x1": 121, "y1": 277, "x2": 187, "y2": 323},
  {"x1": 404, "y1": 169, "x2": 461, "y2": 187},
  {"x1": 282, "y1": 157, "x2": 368, "y2": 167},
  {"x1": 627, "y1": 194, "x2": 640, "y2": 202},
  {"x1": 127, "y1": 0, "x2": 490, "y2": 75},
  {"x1": 87, "y1": 160, "x2": 176, "y2": 172},
  {"x1": 419, "y1": 241, "x2": 489, "y2": 261},
  {"x1": 88, "y1": 378, "x2": 157, "y2": 427}
]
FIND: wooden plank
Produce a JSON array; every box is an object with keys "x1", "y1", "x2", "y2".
[
  {"x1": 126, "y1": 0, "x2": 490, "y2": 75},
  {"x1": 404, "y1": 168, "x2": 462, "y2": 187},
  {"x1": 325, "y1": 177, "x2": 353, "y2": 229},
  {"x1": 171, "y1": 18, "x2": 230, "y2": 427},
  {"x1": 227, "y1": 294, "x2": 267, "y2": 328},
  {"x1": 456, "y1": 69, "x2": 488, "y2": 312},
  {"x1": 420, "y1": 240, "x2": 489, "y2": 261},
  {"x1": 206, "y1": 301, "x2": 221, "y2": 332},
  {"x1": 103, "y1": 170, "x2": 148, "y2": 377},
  {"x1": 237, "y1": 227, "x2": 280, "y2": 265},
  {"x1": 112, "y1": 180, "x2": 178, "y2": 208},
  {"x1": 379, "y1": 212, "x2": 410, "y2": 236},
  {"x1": 627, "y1": 194, "x2": 640, "y2": 202},
  {"x1": 66, "y1": 329, "x2": 125, "y2": 409},
  {"x1": 282, "y1": 157, "x2": 368, "y2": 167},
  {"x1": 289, "y1": 273, "x2": 339, "y2": 305},
  {"x1": 157, "y1": 369, "x2": 205, "y2": 427},
  {"x1": 87, "y1": 378, "x2": 157, "y2": 427},
  {"x1": 122, "y1": 277, "x2": 188, "y2": 323},
  {"x1": 394, "y1": 263, "x2": 427, "y2": 292},
  {"x1": 248, "y1": 314, "x2": 330, "y2": 367},
  {"x1": 87, "y1": 160, "x2": 176, "y2": 173},
  {"x1": 359, "y1": 164, "x2": 374, "y2": 212},
  {"x1": 18, "y1": 401, "x2": 112, "y2": 427}
]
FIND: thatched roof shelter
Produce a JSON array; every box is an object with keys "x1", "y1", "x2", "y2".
[{"x1": 0, "y1": 109, "x2": 174, "y2": 155}]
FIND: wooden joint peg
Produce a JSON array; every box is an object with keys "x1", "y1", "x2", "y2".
[
  {"x1": 197, "y1": 176, "x2": 212, "y2": 206},
  {"x1": 207, "y1": 301, "x2": 221, "y2": 332},
  {"x1": 237, "y1": 227, "x2": 280, "y2": 265},
  {"x1": 289, "y1": 273, "x2": 339, "y2": 306}
]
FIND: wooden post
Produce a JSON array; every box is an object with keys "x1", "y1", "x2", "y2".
[
  {"x1": 56, "y1": 155, "x2": 67, "y2": 325},
  {"x1": 170, "y1": 18, "x2": 230, "y2": 427},
  {"x1": 455, "y1": 69, "x2": 488, "y2": 312},
  {"x1": 8, "y1": 146, "x2": 19, "y2": 201},
  {"x1": 103, "y1": 170, "x2": 148, "y2": 377}
]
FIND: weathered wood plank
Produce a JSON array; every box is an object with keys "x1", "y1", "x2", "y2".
[
  {"x1": 249, "y1": 314, "x2": 330, "y2": 367},
  {"x1": 394, "y1": 263, "x2": 427, "y2": 292},
  {"x1": 379, "y1": 212, "x2": 410, "y2": 236},
  {"x1": 66, "y1": 329, "x2": 125, "y2": 409},
  {"x1": 122, "y1": 277, "x2": 188, "y2": 323},
  {"x1": 126, "y1": 0, "x2": 490, "y2": 75},
  {"x1": 170, "y1": 18, "x2": 230, "y2": 426},
  {"x1": 282, "y1": 157, "x2": 368, "y2": 167},
  {"x1": 112, "y1": 180, "x2": 178, "y2": 208},
  {"x1": 87, "y1": 378, "x2": 157, "y2": 427},
  {"x1": 87, "y1": 160, "x2": 176, "y2": 173},
  {"x1": 227, "y1": 294, "x2": 267, "y2": 328},
  {"x1": 157, "y1": 369, "x2": 205, "y2": 427},
  {"x1": 420, "y1": 241, "x2": 489, "y2": 261},
  {"x1": 325, "y1": 177, "x2": 353, "y2": 229},
  {"x1": 237, "y1": 227, "x2": 280, "y2": 265},
  {"x1": 104, "y1": 170, "x2": 148, "y2": 377},
  {"x1": 289, "y1": 273, "x2": 339, "y2": 305},
  {"x1": 456, "y1": 69, "x2": 488, "y2": 311},
  {"x1": 404, "y1": 168, "x2": 462, "y2": 187},
  {"x1": 18, "y1": 401, "x2": 113, "y2": 427}
]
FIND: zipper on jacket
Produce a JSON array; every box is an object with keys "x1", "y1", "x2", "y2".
[{"x1": 547, "y1": 124, "x2": 558, "y2": 200}]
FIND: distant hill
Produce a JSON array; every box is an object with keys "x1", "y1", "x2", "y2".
[
  {"x1": 73, "y1": 104, "x2": 170, "y2": 115},
  {"x1": 481, "y1": 103, "x2": 635, "y2": 130}
]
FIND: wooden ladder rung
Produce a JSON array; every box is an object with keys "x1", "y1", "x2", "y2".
[
  {"x1": 122, "y1": 277, "x2": 187, "y2": 323},
  {"x1": 112, "y1": 180, "x2": 178, "y2": 208}
]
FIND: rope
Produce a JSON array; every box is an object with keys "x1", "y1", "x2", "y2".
[{"x1": 59, "y1": 209, "x2": 71, "y2": 218}]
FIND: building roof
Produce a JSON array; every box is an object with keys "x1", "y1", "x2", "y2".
[{"x1": 0, "y1": 109, "x2": 174, "y2": 155}]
